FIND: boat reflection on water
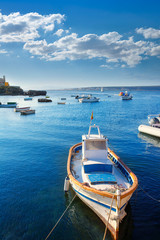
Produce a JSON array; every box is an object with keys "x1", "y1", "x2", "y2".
[
  {"x1": 118, "y1": 203, "x2": 134, "y2": 240},
  {"x1": 138, "y1": 132, "x2": 160, "y2": 148},
  {"x1": 64, "y1": 189, "x2": 134, "y2": 240}
]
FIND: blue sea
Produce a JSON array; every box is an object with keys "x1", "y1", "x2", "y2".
[{"x1": 0, "y1": 90, "x2": 160, "y2": 240}]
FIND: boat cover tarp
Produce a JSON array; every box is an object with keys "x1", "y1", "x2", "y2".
[
  {"x1": 84, "y1": 164, "x2": 112, "y2": 173},
  {"x1": 88, "y1": 172, "x2": 117, "y2": 184}
]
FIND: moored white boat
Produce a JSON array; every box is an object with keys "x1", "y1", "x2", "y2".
[
  {"x1": 0, "y1": 102, "x2": 17, "y2": 108},
  {"x1": 79, "y1": 96, "x2": 99, "y2": 103},
  {"x1": 14, "y1": 107, "x2": 30, "y2": 112},
  {"x1": 121, "y1": 91, "x2": 132, "y2": 100},
  {"x1": 75, "y1": 94, "x2": 92, "y2": 99},
  {"x1": 67, "y1": 125, "x2": 138, "y2": 240},
  {"x1": 138, "y1": 114, "x2": 160, "y2": 138}
]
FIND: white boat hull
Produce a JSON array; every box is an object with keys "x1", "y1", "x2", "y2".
[
  {"x1": 70, "y1": 178, "x2": 134, "y2": 239},
  {"x1": 14, "y1": 107, "x2": 30, "y2": 112},
  {"x1": 79, "y1": 98, "x2": 99, "y2": 103},
  {"x1": 122, "y1": 95, "x2": 132, "y2": 100},
  {"x1": 138, "y1": 124, "x2": 160, "y2": 138}
]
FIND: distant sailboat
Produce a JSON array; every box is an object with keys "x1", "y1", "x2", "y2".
[{"x1": 101, "y1": 87, "x2": 104, "y2": 92}]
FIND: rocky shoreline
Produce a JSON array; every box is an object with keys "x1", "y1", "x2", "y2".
[{"x1": 0, "y1": 86, "x2": 46, "y2": 96}]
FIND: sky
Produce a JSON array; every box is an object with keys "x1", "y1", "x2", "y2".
[{"x1": 0, "y1": 0, "x2": 159, "y2": 89}]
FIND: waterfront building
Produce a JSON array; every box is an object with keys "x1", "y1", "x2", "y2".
[{"x1": 0, "y1": 76, "x2": 9, "y2": 86}]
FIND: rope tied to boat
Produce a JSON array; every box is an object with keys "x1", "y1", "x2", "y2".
[
  {"x1": 138, "y1": 184, "x2": 160, "y2": 202},
  {"x1": 45, "y1": 182, "x2": 86, "y2": 240},
  {"x1": 103, "y1": 194, "x2": 115, "y2": 240},
  {"x1": 44, "y1": 192, "x2": 77, "y2": 240}
]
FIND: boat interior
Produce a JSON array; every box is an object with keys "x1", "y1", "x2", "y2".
[{"x1": 71, "y1": 149, "x2": 131, "y2": 193}]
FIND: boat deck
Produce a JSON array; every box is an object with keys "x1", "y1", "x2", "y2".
[{"x1": 71, "y1": 149, "x2": 131, "y2": 194}]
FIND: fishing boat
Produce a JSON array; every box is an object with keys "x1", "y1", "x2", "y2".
[
  {"x1": 14, "y1": 107, "x2": 30, "y2": 112},
  {"x1": 0, "y1": 102, "x2": 17, "y2": 108},
  {"x1": 38, "y1": 98, "x2": 52, "y2": 102},
  {"x1": 138, "y1": 114, "x2": 160, "y2": 138},
  {"x1": 66, "y1": 124, "x2": 138, "y2": 240},
  {"x1": 79, "y1": 96, "x2": 99, "y2": 103},
  {"x1": 21, "y1": 109, "x2": 35, "y2": 115}
]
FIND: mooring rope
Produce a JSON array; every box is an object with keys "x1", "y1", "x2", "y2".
[
  {"x1": 138, "y1": 184, "x2": 160, "y2": 202},
  {"x1": 44, "y1": 193, "x2": 77, "y2": 240},
  {"x1": 103, "y1": 194, "x2": 115, "y2": 240}
]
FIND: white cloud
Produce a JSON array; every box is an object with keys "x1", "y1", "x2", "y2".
[
  {"x1": 0, "y1": 11, "x2": 159, "y2": 67},
  {"x1": 148, "y1": 46, "x2": 160, "y2": 56},
  {"x1": 136, "y1": 27, "x2": 160, "y2": 39},
  {"x1": 100, "y1": 64, "x2": 113, "y2": 69},
  {"x1": 121, "y1": 64, "x2": 126, "y2": 68},
  {"x1": 24, "y1": 32, "x2": 157, "y2": 67},
  {"x1": 54, "y1": 29, "x2": 64, "y2": 36},
  {"x1": 54, "y1": 29, "x2": 70, "y2": 37},
  {"x1": 0, "y1": 12, "x2": 65, "y2": 42}
]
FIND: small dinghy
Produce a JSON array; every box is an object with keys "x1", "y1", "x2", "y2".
[
  {"x1": 0, "y1": 102, "x2": 17, "y2": 108},
  {"x1": 138, "y1": 114, "x2": 160, "y2": 138},
  {"x1": 21, "y1": 109, "x2": 35, "y2": 115},
  {"x1": 57, "y1": 102, "x2": 66, "y2": 104},
  {"x1": 66, "y1": 124, "x2": 138, "y2": 240},
  {"x1": 24, "y1": 97, "x2": 32, "y2": 101},
  {"x1": 14, "y1": 107, "x2": 30, "y2": 112}
]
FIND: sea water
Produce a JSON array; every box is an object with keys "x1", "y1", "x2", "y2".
[{"x1": 0, "y1": 90, "x2": 160, "y2": 240}]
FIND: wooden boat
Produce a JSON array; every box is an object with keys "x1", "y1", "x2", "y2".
[
  {"x1": 66, "y1": 124, "x2": 138, "y2": 240},
  {"x1": 138, "y1": 114, "x2": 160, "y2": 138},
  {"x1": 57, "y1": 102, "x2": 66, "y2": 104},
  {"x1": 21, "y1": 109, "x2": 35, "y2": 115},
  {"x1": 14, "y1": 107, "x2": 30, "y2": 112},
  {"x1": 0, "y1": 102, "x2": 17, "y2": 108}
]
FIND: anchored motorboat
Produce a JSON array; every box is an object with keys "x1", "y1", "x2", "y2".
[
  {"x1": 66, "y1": 124, "x2": 138, "y2": 239},
  {"x1": 121, "y1": 91, "x2": 133, "y2": 100},
  {"x1": 75, "y1": 94, "x2": 92, "y2": 100},
  {"x1": 138, "y1": 114, "x2": 160, "y2": 138},
  {"x1": 79, "y1": 96, "x2": 99, "y2": 103}
]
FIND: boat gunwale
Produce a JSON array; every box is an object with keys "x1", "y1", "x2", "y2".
[{"x1": 67, "y1": 143, "x2": 138, "y2": 199}]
